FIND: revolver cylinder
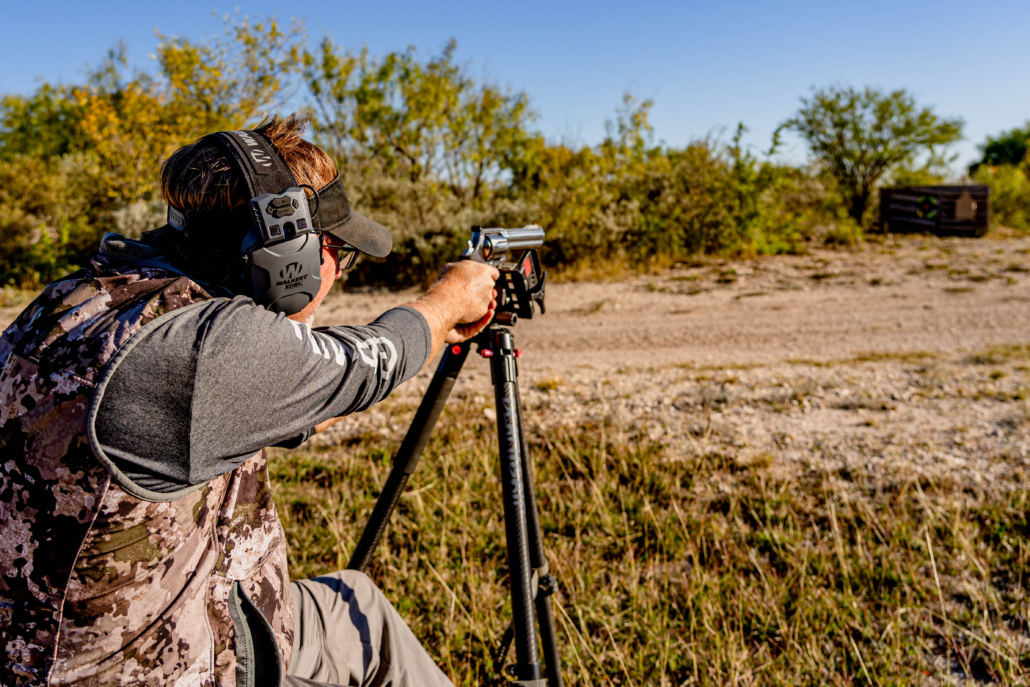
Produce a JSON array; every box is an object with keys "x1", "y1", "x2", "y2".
[{"x1": 464, "y1": 225, "x2": 544, "y2": 263}]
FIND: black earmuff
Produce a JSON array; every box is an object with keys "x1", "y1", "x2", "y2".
[
  {"x1": 240, "y1": 186, "x2": 322, "y2": 314},
  {"x1": 168, "y1": 130, "x2": 323, "y2": 316}
]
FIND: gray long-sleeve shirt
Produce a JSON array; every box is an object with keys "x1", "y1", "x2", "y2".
[{"x1": 90, "y1": 296, "x2": 430, "y2": 494}]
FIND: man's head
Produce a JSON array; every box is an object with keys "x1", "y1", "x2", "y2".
[
  {"x1": 158, "y1": 115, "x2": 390, "y2": 322},
  {"x1": 162, "y1": 115, "x2": 336, "y2": 214}
]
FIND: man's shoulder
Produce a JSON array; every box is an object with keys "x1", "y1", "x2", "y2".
[
  {"x1": 191, "y1": 295, "x2": 294, "y2": 338},
  {"x1": 144, "y1": 295, "x2": 312, "y2": 367}
]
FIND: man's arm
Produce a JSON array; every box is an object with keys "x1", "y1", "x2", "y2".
[
  {"x1": 90, "y1": 261, "x2": 499, "y2": 494},
  {"x1": 402, "y1": 260, "x2": 500, "y2": 363},
  {"x1": 90, "y1": 299, "x2": 431, "y2": 494},
  {"x1": 308, "y1": 261, "x2": 498, "y2": 436}
]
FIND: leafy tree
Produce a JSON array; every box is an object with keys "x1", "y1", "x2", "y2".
[
  {"x1": 0, "y1": 84, "x2": 84, "y2": 161},
  {"x1": 0, "y1": 28, "x2": 855, "y2": 286},
  {"x1": 969, "y1": 122, "x2": 1030, "y2": 173},
  {"x1": 505, "y1": 95, "x2": 841, "y2": 267},
  {"x1": 157, "y1": 15, "x2": 303, "y2": 131},
  {"x1": 0, "y1": 14, "x2": 304, "y2": 285},
  {"x1": 1, "y1": 16, "x2": 303, "y2": 197},
  {"x1": 303, "y1": 38, "x2": 536, "y2": 284},
  {"x1": 967, "y1": 123, "x2": 1030, "y2": 232},
  {"x1": 501, "y1": 93, "x2": 659, "y2": 265},
  {"x1": 76, "y1": 18, "x2": 303, "y2": 204},
  {"x1": 305, "y1": 38, "x2": 533, "y2": 199},
  {"x1": 777, "y1": 86, "x2": 963, "y2": 225}
]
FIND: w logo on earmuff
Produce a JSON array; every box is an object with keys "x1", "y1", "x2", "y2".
[{"x1": 280, "y1": 262, "x2": 304, "y2": 280}]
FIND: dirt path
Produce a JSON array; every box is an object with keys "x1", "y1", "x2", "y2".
[
  {"x1": 307, "y1": 234, "x2": 1030, "y2": 488},
  {"x1": 315, "y1": 233, "x2": 1030, "y2": 372}
]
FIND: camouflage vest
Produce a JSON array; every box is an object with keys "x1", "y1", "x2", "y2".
[{"x1": 0, "y1": 255, "x2": 293, "y2": 686}]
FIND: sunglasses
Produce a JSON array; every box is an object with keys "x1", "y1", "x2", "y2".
[{"x1": 319, "y1": 233, "x2": 360, "y2": 270}]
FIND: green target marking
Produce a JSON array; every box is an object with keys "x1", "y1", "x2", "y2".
[{"x1": 916, "y1": 195, "x2": 938, "y2": 220}]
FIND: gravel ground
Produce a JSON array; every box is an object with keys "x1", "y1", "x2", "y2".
[
  {"x1": 316, "y1": 233, "x2": 1030, "y2": 371},
  {"x1": 309, "y1": 234, "x2": 1030, "y2": 487}
]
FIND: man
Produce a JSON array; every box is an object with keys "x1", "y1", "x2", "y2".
[{"x1": 0, "y1": 115, "x2": 497, "y2": 687}]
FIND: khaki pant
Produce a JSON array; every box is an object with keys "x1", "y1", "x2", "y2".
[{"x1": 282, "y1": 570, "x2": 454, "y2": 687}]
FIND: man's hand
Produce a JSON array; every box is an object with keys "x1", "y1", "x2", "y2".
[
  {"x1": 432, "y1": 262, "x2": 500, "y2": 343},
  {"x1": 407, "y1": 261, "x2": 499, "y2": 362}
]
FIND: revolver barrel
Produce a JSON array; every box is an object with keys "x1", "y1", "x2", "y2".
[{"x1": 467, "y1": 224, "x2": 545, "y2": 262}]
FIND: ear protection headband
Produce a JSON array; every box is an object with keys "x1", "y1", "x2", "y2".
[{"x1": 167, "y1": 130, "x2": 323, "y2": 316}]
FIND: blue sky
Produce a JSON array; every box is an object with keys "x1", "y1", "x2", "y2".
[{"x1": 3, "y1": 1, "x2": 1028, "y2": 169}]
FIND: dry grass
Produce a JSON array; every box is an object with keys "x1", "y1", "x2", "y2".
[
  {"x1": 0, "y1": 287, "x2": 34, "y2": 309},
  {"x1": 270, "y1": 345, "x2": 1030, "y2": 686}
]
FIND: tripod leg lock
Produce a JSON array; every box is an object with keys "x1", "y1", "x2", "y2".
[
  {"x1": 538, "y1": 574, "x2": 558, "y2": 598},
  {"x1": 530, "y1": 563, "x2": 557, "y2": 599}
]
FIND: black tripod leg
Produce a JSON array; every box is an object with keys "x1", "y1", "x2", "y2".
[
  {"x1": 513, "y1": 380, "x2": 564, "y2": 687},
  {"x1": 348, "y1": 343, "x2": 471, "y2": 572},
  {"x1": 490, "y1": 328, "x2": 543, "y2": 685}
]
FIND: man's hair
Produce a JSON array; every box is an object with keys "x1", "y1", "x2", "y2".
[
  {"x1": 161, "y1": 114, "x2": 337, "y2": 212},
  {"x1": 144, "y1": 114, "x2": 336, "y2": 280}
]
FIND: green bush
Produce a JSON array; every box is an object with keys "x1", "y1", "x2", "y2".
[
  {"x1": 973, "y1": 163, "x2": 1030, "y2": 233},
  {"x1": 0, "y1": 26, "x2": 851, "y2": 289},
  {"x1": 0, "y1": 16, "x2": 303, "y2": 287},
  {"x1": 0, "y1": 155, "x2": 96, "y2": 284},
  {"x1": 776, "y1": 86, "x2": 963, "y2": 226},
  {"x1": 970, "y1": 122, "x2": 1029, "y2": 171}
]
